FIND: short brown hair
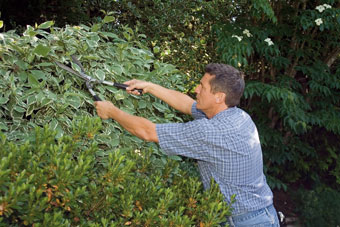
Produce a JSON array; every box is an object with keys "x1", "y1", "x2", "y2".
[{"x1": 205, "y1": 63, "x2": 245, "y2": 107}]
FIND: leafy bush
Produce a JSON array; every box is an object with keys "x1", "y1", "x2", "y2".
[
  {"x1": 0, "y1": 118, "x2": 232, "y2": 226},
  {"x1": 0, "y1": 21, "x2": 232, "y2": 225},
  {"x1": 295, "y1": 186, "x2": 340, "y2": 226}
]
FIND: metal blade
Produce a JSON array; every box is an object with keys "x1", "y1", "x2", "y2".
[
  {"x1": 71, "y1": 55, "x2": 86, "y2": 73},
  {"x1": 55, "y1": 61, "x2": 94, "y2": 82}
]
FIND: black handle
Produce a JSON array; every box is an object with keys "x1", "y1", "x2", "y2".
[
  {"x1": 114, "y1": 83, "x2": 143, "y2": 95},
  {"x1": 93, "y1": 95, "x2": 102, "y2": 101}
]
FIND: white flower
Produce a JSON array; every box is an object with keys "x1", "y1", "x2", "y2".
[
  {"x1": 242, "y1": 29, "x2": 252, "y2": 37},
  {"x1": 264, "y1": 38, "x2": 274, "y2": 46},
  {"x1": 323, "y1": 4, "x2": 332, "y2": 9},
  {"x1": 316, "y1": 5, "x2": 326, "y2": 13},
  {"x1": 134, "y1": 149, "x2": 142, "y2": 156},
  {"x1": 316, "y1": 4, "x2": 331, "y2": 13},
  {"x1": 315, "y1": 18, "x2": 323, "y2": 26},
  {"x1": 232, "y1": 35, "x2": 243, "y2": 42}
]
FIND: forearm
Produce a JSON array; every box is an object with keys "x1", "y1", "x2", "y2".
[
  {"x1": 108, "y1": 105, "x2": 158, "y2": 142},
  {"x1": 146, "y1": 83, "x2": 195, "y2": 115}
]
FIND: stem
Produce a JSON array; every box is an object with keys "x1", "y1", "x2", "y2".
[{"x1": 324, "y1": 47, "x2": 340, "y2": 68}]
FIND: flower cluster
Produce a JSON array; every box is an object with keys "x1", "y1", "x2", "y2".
[
  {"x1": 315, "y1": 18, "x2": 323, "y2": 26},
  {"x1": 264, "y1": 38, "x2": 274, "y2": 46},
  {"x1": 232, "y1": 35, "x2": 243, "y2": 42},
  {"x1": 315, "y1": 4, "x2": 332, "y2": 13},
  {"x1": 242, "y1": 29, "x2": 252, "y2": 37}
]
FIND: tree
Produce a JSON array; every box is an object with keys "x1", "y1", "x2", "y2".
[{"x1": 214, "y1": 0, "x2": 340, "y2": 190}]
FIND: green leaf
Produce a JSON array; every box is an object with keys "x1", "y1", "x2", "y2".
[
  {"x1": 95, "y1": 69, "x2": 106, "y2": 80},
  {"x1": 27, "y1": 95, "x2": 37, "y2": 106},
  {"x1": 0, "y1": 122, "x2": 8, "y2": 131},
  {"x1": 153, "y1": 46, "x2": 160, "y2": 53},
  {"x1": 30, "y1": 70, "x2": 46, "y2": 80},
  {"x1": 14, "y1": 106, "x2": 26, "y2": 113},
  {"x1": 152, "y1": 103, "x2": 169, "y2": 113},
  {"x1": 28, "y1": 73, "x2": 40, "y2": 87},
  {"x1": 138, "y1": 100, "x2": 147, "y2": 109},
  {"x1": 114, "y1": 90, "x2": 126, "y2": 100},
  {"x1": 38, "y1": 21, "x2": 54, "y2": 29},
  {"x1": 0, "y1": 96, "x2": 9, "y2": 105},
  {"x1": 0, "y1": 21, "x2": 3, "y2": 29},
  {"x1": 91, "y1": 23, "x2": 101, "y2": 32},
  {"x1": 103, "y1": 16, "x2": 115, "y2": 23},
  {"x1": 33, "y1": 44, "x2": 51, "y2": 57},
  {"x1": 86, "y1": 39, "x2": 98, "y2": 48}
]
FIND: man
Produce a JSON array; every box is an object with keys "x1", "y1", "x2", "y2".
[{"x1": 94, "y1": 63, "x2": 280, "y2": 226}]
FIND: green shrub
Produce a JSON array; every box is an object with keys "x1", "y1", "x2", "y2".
[
  {"x1": 0, "y1": 21, "x2": 232, "y2": 226},
  {"x1": 0, "y1": 118, "x2": 232, "y2": 226},
  {"x1": 295, "y1": 186, "x2": 340, "y2": 226}
]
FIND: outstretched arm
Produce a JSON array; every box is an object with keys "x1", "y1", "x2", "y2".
[
  {"x1": 125, "y1": 80, "x2": 195, "y2": 115},
  {"x1": 94, "y1": 101, "x2": 158, "y2": 143}
]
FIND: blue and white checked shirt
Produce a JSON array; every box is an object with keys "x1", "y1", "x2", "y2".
[{"x1": 156, "y1": 102, "x2": 273, "y2": 215}]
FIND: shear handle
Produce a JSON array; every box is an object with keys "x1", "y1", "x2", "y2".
[{"x1": 114, "y1": 83, "x2": 143, "y2": 95}]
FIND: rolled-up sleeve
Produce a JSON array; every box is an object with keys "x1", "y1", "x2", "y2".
[
  {"x1": 156, "y1": 119, "x2": 215, "y2": 161},
  {"x1": 191, "y1": 102, "x2": 207, "y2": 119}
]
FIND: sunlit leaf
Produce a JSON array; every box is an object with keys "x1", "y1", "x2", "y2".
[
  {"x1": 103, "y1": 16, "x2": 115, "y2": 23},
  {"x1": 33, "y1": 44, "x2": 51, "y2": 57},
  {"x1": 38, "y1": 21, "x2": 54, "y2": 29}
]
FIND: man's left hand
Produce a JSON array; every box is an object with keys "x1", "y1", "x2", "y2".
[{"x1": 94, "y1": 101, "x2": 115, "y2": 120}]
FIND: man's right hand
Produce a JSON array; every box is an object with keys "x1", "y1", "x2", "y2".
[
  {"x1": 124, "y1": 79, "x2": 152, "y2": 95},
  {"x1": 124, "y1": 79, "x2": 194, "y2": 115}
]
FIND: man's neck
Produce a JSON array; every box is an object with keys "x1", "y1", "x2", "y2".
[{"x1": 205, "y1": 105, "x2": 229, "y2": 119}]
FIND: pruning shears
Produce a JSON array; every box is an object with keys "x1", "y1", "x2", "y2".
[{"x1": 55, "y1": 55, "x2": 143, "y2": 101}]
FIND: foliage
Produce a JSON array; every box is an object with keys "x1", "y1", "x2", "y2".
[
  {"x1": 214, "y1": 0, "x2": 340, "y2": 191},
  {"x1": 0, "y1": 21, "x2": 233, "y2": 225},
  {"x1": 0, "y1": 20, "x2": 185, "y2": 144},
  {"x1": 0, "y1": 0, "x2": 90, "y2": 31},
  {"x1": 294, "y1": 186, "x2": 340, "y2": 226},
  {"x1": 0, "y1": 118, "x2": 232, "y2": 226}
]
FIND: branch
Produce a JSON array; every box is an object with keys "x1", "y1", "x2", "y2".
[{"x1": 324, "y1": 47, "x2": 340, "y2": 68}]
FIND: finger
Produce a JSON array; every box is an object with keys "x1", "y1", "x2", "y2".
[
  {"x1": 132, "y1": 90, "x2": 141, "y2": 95},
  {"x1": 124, "y1": 79, "x2": 136, "y2": 86}
]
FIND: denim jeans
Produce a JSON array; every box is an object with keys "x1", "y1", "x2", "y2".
[{"x1": 222, "y1": 204, "x2": 280, "y2": 227}]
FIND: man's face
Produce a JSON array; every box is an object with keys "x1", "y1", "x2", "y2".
[{"x1": 194, "y1": 73, "x2": 217, "y2": 111}]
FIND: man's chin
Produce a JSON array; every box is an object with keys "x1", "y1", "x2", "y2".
[{"x1": 196, "y1": 103, "x2": 202, "y2": 110}]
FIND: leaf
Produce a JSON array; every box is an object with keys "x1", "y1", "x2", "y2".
[
  {"x1": 100, "y1": 32, "x2": 119, "y2": 39},
  {"x1": 0, "y1": 96, "x2": 9, "y2": 105},
  {"x1": 95, "y1": 69, "x2": 106, "y2": 80},
  {"x1": 114, "y1": 90, "x2": 126, "y2": 100},
  {"x1": 14, "y1": 106, "x2": 26, "y2": 113},
  {"x1": 28, "y1": 73, "x2": 40, "y2": 87},
  {"x1": 91, "y1": 23, "x2": 101, "y2": 32},
  {"x1": 86, "y1": 39, "x2": 98, "y2": 48},
  {"x1": 30, "y1": 70, "x2": 46, "y2": 80},
  {"x1": 33, "y1": 44, "x2": 51, "y2": 57},
  {"x1": 67, "y1": 95, "x2": 82, "y2": 109},
  {"x1": 0, "y1": 20, "x2": 3, "y2": 29},
  {"x1": 168, "y1": 155, "x2": 182, "y2": 161},
  {"x1": 103, "y1": 16, "x2": 115, "y2": 23},
  {"x1": 0, "y1": 122, "x2": 8, "y2": 131},
  {"x1": 138, "y1": 100, "x2": 147, "y2": 109},
  {"x1": 27, "y1": 95, "x2": 37, "y2": 106},
  {"x1": 152, "y1": 103, "x2": 169, "y2": 113},
  {"x1": 38, "y1": 21, "x2": 54, "y2": 29}
]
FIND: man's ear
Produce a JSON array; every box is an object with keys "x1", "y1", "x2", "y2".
[{"x1": 215, "y1": 92, "x2": 226, "y2": 104}]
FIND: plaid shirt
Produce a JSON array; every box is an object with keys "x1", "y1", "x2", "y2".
[{"x1": 156, "y1": 102, "x2": 273, "y2": 215}]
